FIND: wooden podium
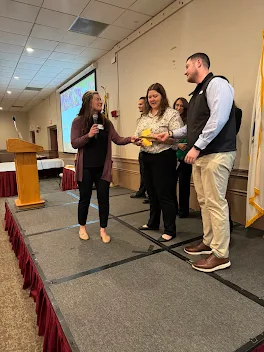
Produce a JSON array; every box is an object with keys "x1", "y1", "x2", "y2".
[{"x1": 6, "y1": 139, "x2": 45, "y2": 208}]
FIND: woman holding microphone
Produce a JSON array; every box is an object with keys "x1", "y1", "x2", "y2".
[{"x1": 71, "y1": 91, "x2": 137, "y2": 243}]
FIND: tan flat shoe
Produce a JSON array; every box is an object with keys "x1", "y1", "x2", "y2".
[
  {"x1": 100, "y1": 233, "x2": 111, "y2": 244},
  {"x1": 79, "y1": 231, "x2": 89, "y2": 240}
]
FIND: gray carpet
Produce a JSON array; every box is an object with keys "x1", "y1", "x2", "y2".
[
  {"x1": 120, "y1": 211, "x2": 203, "y2": 247},
  {"x1": 16, "y1": 203, "x2": 98, "y2": 236},
  {"x1": 28, "y1": 218, "x2": 158, "y2": 281},
  {"x1": 50, "y1": 252, "x2": 264, "y2": 352}
]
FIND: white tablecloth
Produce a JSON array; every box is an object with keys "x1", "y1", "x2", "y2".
[{"x1": 0, "y1": 158, "x2": 64, "y2": 172}]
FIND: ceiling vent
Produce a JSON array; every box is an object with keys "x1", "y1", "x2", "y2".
[
  {"x1": 25, "y1": 87, "x2": 42, "y2": 91},
  {"x1": 12, "y1": 105, "x2": 23, "y2": 108},
  {"x1": 69, "y1": 17, "x2": 108, "y2": 36}
]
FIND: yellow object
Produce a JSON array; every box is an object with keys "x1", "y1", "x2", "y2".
[{"x1": 141, "y1": 128, "x2": 152, "y2": 147}]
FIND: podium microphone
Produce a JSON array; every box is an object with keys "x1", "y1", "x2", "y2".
[
  {"x1": 93, "y1": 113, "x2": 98, "y2": 139},
  {"x1": 12, "y1": 116, "x2": 23, "y2": 139}
]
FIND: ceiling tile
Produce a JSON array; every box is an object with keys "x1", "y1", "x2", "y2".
[
  {"x1": 9, "y1": 83, "x2": 30, "y2": 89},
  {"x1": 14, "y1": 68, "x2": 38, "y2": 76},
  {"x1": 129, "y1": 0, "x2": 175, "y2": 16},
  {"x1": 0, "y1": 77, "x2": 11, "y2": 84},
  {"x1": 14, "y1": 0, "x2": 43, "y2": 5},
  {"x1": 0, "y1": 30, "x2": 27, "y2": 46},
  {"x1": 38, "y1": 66, "x2": 63, "y2": 73},
  {"x1": 113, "y1": 10, "x2": 151, "y2": 30},
  {"x1": 0, "y1": 60, "x2": 17, "y2": 68},
  {"x1": 0, "y1": 52, "x2": 20, "y2": 61},
  {"x1": 27, "y1": 37, "x2": 59, "y2": 51},
  {"x1": 3, "y1": 89, "x2": 23, "y2": 98},
  {"x1": 31, "y1": 24, "x2": 67, "y2": 41},
  {"x1": 10, "y1": 107, "x2": 23, "y2": 111},
  {"x1": 80, "y1": 47, "x2": 107, "y2": 58},
  {"x1": 61, "y1": 31, "x2": 96, "y2": 47},
  {"x1": 36, "y1": 8, "x2": 76, "y2": 30},
  {"x1": 42, "y1": 59, "x2": 72, "y2": 68},
  {"x1": 29, "y1": 81, "x2": 51, "y2": 88},
  {"x1": 33, "y1": 71, "x2": 59, "y2": 79},
  {"x1": 99, "y1": 25, "x2": 133, "y2": 41},
  {"x1": 17, "y1": 62, "x2": 42, "y2": 70},
  {"x1": 22, "y1": 48, "x2": 52, "y2": 59},
  {"x1": 73, "y1": 56, "x2": 90, "y2": 64},
  {"x1": 19, "y1": 55, "x2": 47, "y2": 65},
  {"x1": 81, "y1": 0, "x2": 125, "y2": 25},
  {"x1": 0, "y1": 0, "x2": 40, "y2": 22},
  {"x1": 9, "y1": 78, "x2": 31, "y2": 86},
  {"x1": 55, "y1": 43, "x2": 86, "y2": 55},
  {"x1": 42, "y1": 0, "x2": 89, "y2": 16},
  {"x1": 89, "y1": 37, "x2": 117, "y2": 50},
  {"x1": 0, "y1": 71, "x2": 13, "y2": 78},
  {"x1": 0, "y1": 16, "x2": 33, "y2": 36},
  {"x1": 0, "y1": 66, "x2": 15, "y2": 73},
  {"x1": 48, "y1": 52, "x2": 77, "y2": 62},
  {"x1": 98, "y1": 0, "x2": 135, "y2": 8},
  {"x1": 0, "y1": 42, "x2": 24, "y2": 55}
]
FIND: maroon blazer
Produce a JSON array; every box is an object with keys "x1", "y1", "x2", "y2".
[{"x1": 71, "y1": 115, "x2": 131, "y2": 183}]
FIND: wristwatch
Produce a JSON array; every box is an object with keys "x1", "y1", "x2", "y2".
[{"x1": 194, "y1": 145, "x2": 201, "y2": 151}]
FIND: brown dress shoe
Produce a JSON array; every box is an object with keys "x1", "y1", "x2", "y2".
[
  {"x1": 184, "y1": 241, "x2": 212, "y2": 255},
  {"x1": 192, "y1": 254, "x2": 231, "y2": 272}
]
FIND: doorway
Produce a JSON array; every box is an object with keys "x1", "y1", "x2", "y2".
[
  {"x1": 49, "y1": 126, "x2": 58, "y2": 151},
  {"x1": 30, "y1": 130, "x2": 36, "y2": 144}
]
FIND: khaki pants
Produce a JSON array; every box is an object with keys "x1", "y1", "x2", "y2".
[{"x1": 192, "y1": 152, "x2": 236, "y2": 258}]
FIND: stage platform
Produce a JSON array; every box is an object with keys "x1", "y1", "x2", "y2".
[{"x1": 4, "y1": 185, "x2": 264, "y2": 352}]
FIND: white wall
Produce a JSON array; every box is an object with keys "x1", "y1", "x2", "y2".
[
  {"x1": 0, "y1": 111, "x2": 29, "y2": 149},
  {"x1": 28, "y1": 92, "x2": 62, "y2": 151},
  {"x1": 28, "y1": 0, "x2": 264, "y2": 169}
]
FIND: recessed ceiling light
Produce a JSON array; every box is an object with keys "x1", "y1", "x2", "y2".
[
  {"x1": 26, "y1": 47, "x2": 34, "y2": 53},
  {"x1": 7, "y1": 91, "x2": 12, "y2": 94},
  {"x1": 0, "y1": 107, "x2": 3, "y2": 110},
  {"x1": 14, "y1": 76, "x2": 19, "y2": 79}
]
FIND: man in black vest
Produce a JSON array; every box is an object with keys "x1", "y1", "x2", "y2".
[{"x1": 157, "y1": 53, "x2": 236, "y2": 272}]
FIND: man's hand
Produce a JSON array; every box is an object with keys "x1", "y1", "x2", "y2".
[
  {"x1": 178, "y1": 143, "x2": 188, "y2": 151},
  {"x1": 184, "y1": 147, "x2": 200, "y2": 164},
  {"x1": 156, "y1": 132, "x2": 169, "y2": 142}
]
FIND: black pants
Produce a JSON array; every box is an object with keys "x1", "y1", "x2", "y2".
[
  {"x1": 175, "y1": 160, "x2": 192, "y2": 214},
  {"x1": 142, "y1": 149, "x2": 177, "y2": 237},
  {"x1": 137, "y1": 152, "x2": 146, "y2": 196},
  {"x1": 78, "y1": 167, "x2": 110, "y2": 228}
]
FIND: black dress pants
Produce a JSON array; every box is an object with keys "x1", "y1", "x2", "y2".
[
  {"x1": 137, "y1": 152, "x2": 147, "y2": 196},
  {"x1": 78, "y1": 167, "x2": 110, "y2": 228},
  {"x1": 142, "y1": 149, "x2": 177, "y2": 237},
  {"x1": 175, "y1": 159, "x2": 192, "y2": 215}
]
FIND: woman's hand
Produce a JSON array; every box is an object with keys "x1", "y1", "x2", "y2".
[
  {"x1": 178, "y1": 143, "x2": 188, "y2": 151},
  {"x1": 131, "y1": 136, "x2": 140, "y2": 143},
  {"x1": 88, "y1": 124, "x2": 99, "y2": 138}
]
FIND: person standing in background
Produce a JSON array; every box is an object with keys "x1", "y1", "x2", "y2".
[
  {"x1": 135, "y1": 83, "x2": 183, "y2": 242},
  {"x1": 130, "y1": 97, "x2": 149, "y2": 204},
  {"x1": 173, "y1": 97, "x2": 192, "y2": 218},
  {"x1": 157, "y1": 53, "x2": 236, "y2": 271},
  {"x1": 71, "y1": 91, "x2": 137, "y2": 244}
]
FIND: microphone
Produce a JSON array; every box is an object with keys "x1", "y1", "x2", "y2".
[
  {"x1": 12, "y1": 116, "x2": 23, "y2": 139},
  {"x1": 93, "y1": 113, "x2": 98, "y2": 139}
]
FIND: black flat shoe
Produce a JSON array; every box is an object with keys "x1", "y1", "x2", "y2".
[
  {"x1": 138, "y1": 225, "x2": 159, "y2": 231},
  {"x1": 130, "y1": 193, "x2": 146, "y2": 199},
  {"x1": 143, "y1": 199, "x2": 150, "y2": 204},
  {"x1": 157, "y1": 235, "x2": 176, "y2": 242}
]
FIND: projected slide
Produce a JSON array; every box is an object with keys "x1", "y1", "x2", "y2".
[{"x1": 60, "y1": 71, "x2": 96, "y2": 153}]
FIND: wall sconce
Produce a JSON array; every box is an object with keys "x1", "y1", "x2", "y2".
[{"x1": 36, "y1": 125, "x2": 41, "y2": 133}]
